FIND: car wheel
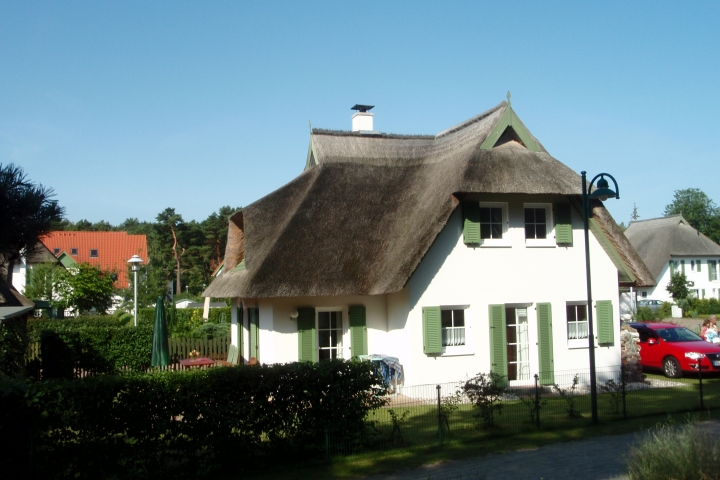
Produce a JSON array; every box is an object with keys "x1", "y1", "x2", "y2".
[{"x1": 663, "y1": 356, "x2": 682, "y2": 378}]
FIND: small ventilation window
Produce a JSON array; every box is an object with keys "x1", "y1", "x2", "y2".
[
  {"x1": 53, "y1": 248, "x2": 60, "y2": 255},
  {"x1": 90, "y1": 249, "x2": 98, "y2": 258},
  {"x1": 71, "y1": 248, "x2": 78, "y2": 256},
  {"x1": 493, "y1": 126, "x2": 526, "y2": 148}
]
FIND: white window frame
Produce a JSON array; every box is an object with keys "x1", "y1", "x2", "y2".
[
  {"x1": 316, "y1": 306, "x2": 346, "y2": 361},
  {"x1": 566, "y1": 301, "x2": 589, "y2": 349},
  {"x1": 523, "y1": 203, "x2": 554, "y2": 247},
  {"x1": 440, "y1": 305, "x2": 472, "y2": 356},
  {"x1": 478, "y1": 202, "x2": 510, "y2": 247}
]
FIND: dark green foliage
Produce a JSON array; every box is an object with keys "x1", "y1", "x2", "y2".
[
  {"x1": 0, "y1": 316, "x2": 29, "y2": 377},
  {"x1": 0, "y1": 359, "x2": 387, "y2": 478},
  {"x1": 462, "y1": 372, "x2": 506, "y2": 427},
  {"x1": 636, "y1": 307, "x2": 659, "y2": 321},
  {"x1": 666, "y1": 272, "x2": 694, "y2": 301},
  {"x1": 138, "y1": 306, "x2": 231, "y2": 337},
  {"x1": 0, "y1": 162, "x2": 64, "y2": 283},
  {"x1": 53, "y1": 263, "x2": 117, "y2": 314},
  {"x1": 664, "y1": 188, "x2": 720, "y2": 244},
  {"x1": 27, "y1": 317, "x2": 153, "y2": 375},
  {"x1": 689, "y1": 297, "x2": 720, "y2": 315},
  {"x1": 387, "y1": 409, "x2": 410, "y2": 445}
]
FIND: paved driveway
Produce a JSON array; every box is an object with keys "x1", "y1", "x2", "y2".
[{"x1": 363, "y1": 421, "x2": 720, "y2": 480}]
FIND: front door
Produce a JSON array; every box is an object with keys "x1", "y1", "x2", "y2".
[{"x1": 506, "y1": 307, "x2": 530, "y2": 381}]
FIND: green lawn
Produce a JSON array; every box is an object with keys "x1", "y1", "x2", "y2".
[{"x1": 242, "y1": 374, "x2": 720, "y2": 480}]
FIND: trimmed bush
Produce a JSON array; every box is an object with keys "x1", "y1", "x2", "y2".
[
  {"x1": 1, "y1": 359, "x2": 387, "y2": 478},
  {"x1": 627, "y1": 419, "x2": 720, "y2": 479}
]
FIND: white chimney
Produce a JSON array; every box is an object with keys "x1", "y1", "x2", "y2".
[{"x1": 351, "y1": 104, "x2": 374, "y2": 132}]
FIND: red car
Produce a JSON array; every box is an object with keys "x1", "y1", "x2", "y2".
[{"x1": 629, "y1": 322, "x2": 720, "y2": 378}]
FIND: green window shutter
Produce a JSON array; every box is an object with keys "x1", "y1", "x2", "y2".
[
  {"x1": 422, "y1": 307, "x2": 442, "y2": 354},
  {"x1": 596, "y1": 300, "x2": 614, "y2": 345},
  {"x1": 248, "y1": 307, "x2": 260, "y2": 361},
  {"x1": 554, "y1": 203, "x2": 573, "y2": 245},
  {"x1": 462, "y1": 202, "x2": 481, "y2": 244},
  {"x1": 489, "y1": 305, "x2": 507, "y2": 379},
  {"x1": 349, "y1": 305, "x2": 367, "y2": 357},
  {"x1": 681, "y1": 260, "x2": 686, "y2": 274},
  {"x1": 670, "y1": 261, "x2": 675, "y2": 274},
  {"x1": 297, "y1": 307, "x2": 316, "y2": 362},
  {"x1": 698, "y1": 260, "x2": 702, "y2": 272},
  {"x1": 236, "y1": 306, "x2": 243, "y2": 359},
  {"x1": 536, "y1": 303, "x2": 554, "y2": 386}
]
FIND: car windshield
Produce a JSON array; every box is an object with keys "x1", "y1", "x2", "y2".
[{"x1": 655, "y1": 327, "x2": 703, "y2": 342}]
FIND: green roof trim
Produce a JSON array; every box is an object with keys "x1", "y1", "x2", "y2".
[
  {"x1": 57, "y1": 252, "x2": 77, "y2": 269},
  {"x1": 305, "y1": 137, "x2": 319, "y2": 170},
  {"x1": 479, "y1": 107, "x2": 541, "y2": 152},
  {"x1": 231, "y1": 259, "x2": 246, "y2": 272},
  {"x1": 589, "y1": 218, "x2": 636, "y2": 284}
]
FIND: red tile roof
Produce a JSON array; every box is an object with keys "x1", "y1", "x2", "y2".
[{"x1": 41, "y1": 232, "x2": 149, "y2": 289}]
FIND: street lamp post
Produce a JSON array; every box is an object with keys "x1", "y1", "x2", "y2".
[
  {"x1": 127, "y1": 255, "x2": 144, "y2": 327},
  {"x1": 581, "y1": 171, "x2": 619, "y2": 424}
]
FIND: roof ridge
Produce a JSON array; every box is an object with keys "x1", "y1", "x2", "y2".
[
  {"x1": 435, "y1": 101, "x2": 507, "y2": 138},
  {"x1": 311, "y1": 129, "x2": 434, "y2": 140}
]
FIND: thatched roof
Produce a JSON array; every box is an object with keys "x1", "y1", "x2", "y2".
[
  {"x1": 205, "y1": 102, "x2": 652, "y2": 298},
  {"x1": 625, "y1": 215, "x2": 720, "y2": 280}
]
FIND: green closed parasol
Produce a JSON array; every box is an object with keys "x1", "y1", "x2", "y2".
[{"x1": 151, "y1": 296, "x2": 170, "y2": 367}]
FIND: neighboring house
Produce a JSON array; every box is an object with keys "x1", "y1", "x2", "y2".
[
  {"x1": 625, "y1": 215, "x2": 720, "y2": 303},
  {"x1": 0, "y1": 282, "x2": 35, "y2": 321},
  {"x1": 10, "y1": 243, "x2": 59, "y2": 295},
  {"x1": 40, "y1": 231, "x2": 149, "y2": 289},
  {"x1": 203, "y1": 101, "x2": 654, "y2": 387},
  {"x1": 175, "y1": 299, "x2": 227, "y2": 309}
]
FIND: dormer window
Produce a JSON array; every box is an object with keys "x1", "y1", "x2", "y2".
[
  {"x1": 90, "y1": 249, "x2": 98, "y2": 258},
  {"x1": 71, "y1": 248, "x2": 78, "y2": 256}
]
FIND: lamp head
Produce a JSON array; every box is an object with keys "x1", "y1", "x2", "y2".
[{"x1": 588, "y1": 175, "x2": 618, "y2": 201}]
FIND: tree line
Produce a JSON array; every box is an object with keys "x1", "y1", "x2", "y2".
[{"x1": 52, "y1": 206, "x2": 241, "y2": 302}]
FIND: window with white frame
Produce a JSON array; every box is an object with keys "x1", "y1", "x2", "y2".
[
  {"x1": 710, "y1": 261, "x2": 718, "y2": 281},
  {"x1": 567, "y1": 303, "x2": 588, "y2": 341},
  {"x1": 441, "y1": 309, "x2": 465, "y2": 347},
  {"x1": 524, "y1": 203, "x2": 553, "y2": 246},
  {"x1": 478, "y1": 202, "x2": 508, "y2": 246},
  {"x1": 317, "y1": 311, "x2": 342, "y2": 361}
]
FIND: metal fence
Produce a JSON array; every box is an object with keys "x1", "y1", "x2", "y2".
[{"x1": 326, "y1": 365, "x2": 720, "y2": 456}]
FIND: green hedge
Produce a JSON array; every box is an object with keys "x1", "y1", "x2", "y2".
[
  {"x1": 689, "y1": 297, "x2": 720, "y2": 315},
  {"x1": 0, "y1": 316, "x2": 28, "y2": 377},
  {"x1": 27, "y1": 318, "x2": 153, "y2": 376},
  {"x1": 138, "y1": 306, "x2": 231, "y2": 337},
  {"x1": 1, "y1": 360, "x2": 387, "y2": 478}
]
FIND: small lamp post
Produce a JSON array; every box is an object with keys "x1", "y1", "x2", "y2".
[
  {"x1": 127, "y1": 255, "x2": 144, "y2": 327},
  {"x1": 581, "y1": 171, "x2": 619, "y2": 424}
]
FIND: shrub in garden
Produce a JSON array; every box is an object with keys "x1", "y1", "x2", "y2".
[
  {"x1": 463, "y1": 372, "x2": 506, "y2": 427},
  {"x1": 553, "y1": 374, "x2": 583, "y2": 418},
  {"x1": 0, "y1": 316, "x2": 28, "y2": 377},
  {"x1": 4, "y1": 359, "x2": 387, "y2": 479},
  {"x1": 627, "y1": 418, "x2": 720, "y2": 480},
  {"x1": 28, "y1": 319, "x2": 153, "y2": 375}
]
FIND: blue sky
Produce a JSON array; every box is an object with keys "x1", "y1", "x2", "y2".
[{"x1": 2, "y1": 1, "x2": 719, "y2": 226}]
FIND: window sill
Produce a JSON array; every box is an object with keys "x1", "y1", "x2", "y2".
[
  {"x1": 441, "y1": 347, "x2": 474, "y2": 357},
  {"x1": 525, "y1": 242, "x2": 556, "y2": 248},
  {"x1": 478, "y1": 243, "x2": 512, "y2": 248}
]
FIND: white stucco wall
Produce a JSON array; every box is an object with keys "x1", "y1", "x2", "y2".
[
  {"x1": 638, "y1": 257, "x2": 720, "y2": 302},
  {"x1": 229, "y1": 194, "x2": 622, "y2": 387},
  {"x1": 11, "y1": 258, "x2": 27, "y2": 294}
]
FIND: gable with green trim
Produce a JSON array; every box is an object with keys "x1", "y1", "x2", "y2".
[{"x1": 480, "y1": 107, "x2": 542, "y2": 152}]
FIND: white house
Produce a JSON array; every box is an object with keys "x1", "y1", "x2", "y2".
[
  {"x1": 625, "y1": 215, "x2": 720, "y2": 303},
  {"x1": 204, "y1": 101, "x2": 654, "y2": 387},
  {"x1": 10, "y1": 243, "x2": 58, "y2": 295}
]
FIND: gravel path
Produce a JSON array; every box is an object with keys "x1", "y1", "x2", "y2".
[{"x1": 363, "y1": 420, "x2": 720, "y2": 480}]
